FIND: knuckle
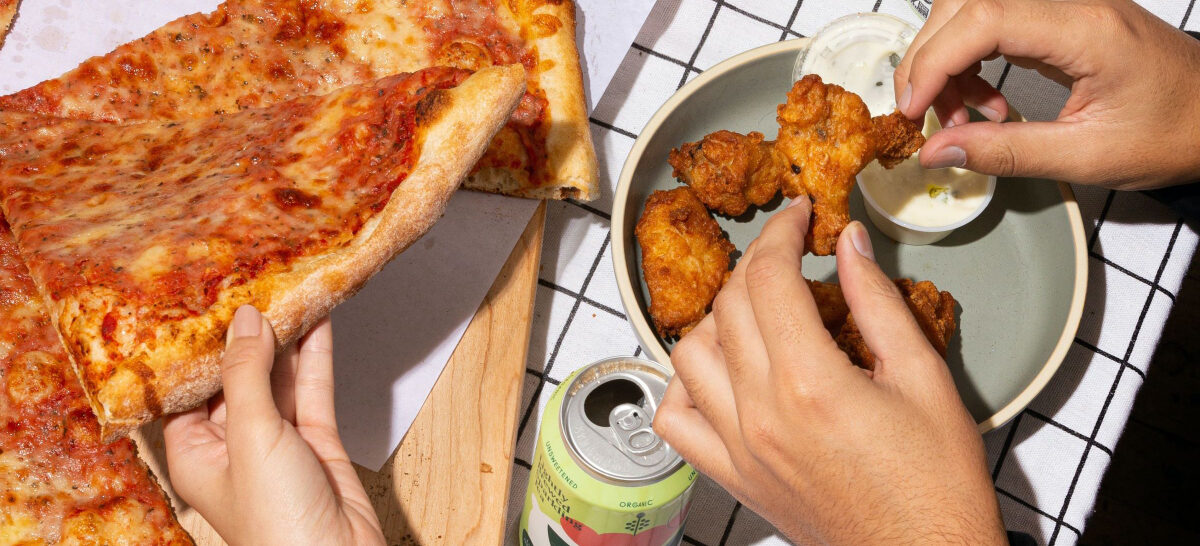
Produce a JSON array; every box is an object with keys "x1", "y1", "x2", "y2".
[
  {"x1": 963, "y1": 0, "x2": 1004, "y2": 28},
  {"x1": 863, "y1": 273, "x2": 904, "y2": 304},
  {"x1": 744, "y1": 251, "x2": 792, "y2": 288},
  {"x1": 294, "y1": 374, "x2": 334, "y2": 394},
  {"x1": 909, "y1": 44, "x2": 934, "y2": 77},
  {"x1": 222, "y1": 341, "x2": 270, "y2": 374},
  {"x1": 710, "y1": 288, "x2": 734, "y2": 318},
  {"x1": 1079, "y1": 4, "x2": 1132, "y2": 37},
  {"x1": 671, "y1": 335, "x2": 703, "y2": 366},
  {"x1": 979, "y1": 139, "x2": 1019, "y2": 177},
  {"x1": 739, "y1": 412, "x2": 779, "y2": 454},
  {"x1": 651, "y1": 410, "x2": 675, "y2": 439}
]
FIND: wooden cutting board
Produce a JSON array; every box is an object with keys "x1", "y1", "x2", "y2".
[{"x1": 134, "y1": 202, "x2": 546, "y2": 546}]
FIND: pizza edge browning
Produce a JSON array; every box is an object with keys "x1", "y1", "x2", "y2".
[
  {"x1": 83, "y1": 65, "x2": 526, "y2": 438},
  {"x1": 0, "y1": 224, "x2": 192, "y2": 544},
  {"x1": 0, "y1": 0, "x2": 18, "y2": 47},
  {"x1": 462, "y1": 0, "x2": 598, "y2": 201}
]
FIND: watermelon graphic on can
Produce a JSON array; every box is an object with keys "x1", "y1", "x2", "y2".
[{"x1": 519, "y1": 357, "x2": 696, "y2": 546}]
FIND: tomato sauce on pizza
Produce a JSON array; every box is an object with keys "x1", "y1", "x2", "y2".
[
  {"x1": 0, "y1": 0, "x2": 594, "y2": 199},
  {"x1": 0, "y1": 68, "x2": 466, "y2": 412},
  {"x1": 0, "y1": 220, "x2": 191, "y2": 544}
]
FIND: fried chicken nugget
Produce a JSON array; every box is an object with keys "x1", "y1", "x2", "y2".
[
  {"x1": 808, "y1": 279, "x2": 851, "y2": 333},
  {"x1": 872, "y1": 110, "x2": 927, "y2": 169},
  {"x1": 668, "y1": 130, "x2": 789, "y2": 216},
  {"x1": 807, "y1": 278, "x2": 956, "y2": 371},
  {"x1": 775, "y1": 75, "x2": 926, "y2": 255},
  {"x1": 775, "y1": 75, "x2": 877, "y2": 255},
  {"x1": 636, "y1": 187, "x2": 736, "y2": 337}
]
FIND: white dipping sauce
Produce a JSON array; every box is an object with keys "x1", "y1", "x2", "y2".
[
  {"x1": 860, "y1": 112, "x2": 992, "y2": 227},
  {"x1": 797, "y1": 14, "x2": 991, "y2": 229},
  {"x1": 795, "y1": 13, "x2": 917, "y2": 116}
]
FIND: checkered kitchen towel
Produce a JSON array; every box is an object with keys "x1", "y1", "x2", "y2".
[{"x1": 507, "y1": 1, "x2": 1200, "y2": 544}]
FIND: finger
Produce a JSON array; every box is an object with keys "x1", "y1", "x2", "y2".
[
  {"x1": 953, "y1": 74, "x2": 1008, "y2": 122},
  {"x1": 835, "y1": 222, "x2": 939, "y2": 376},
  {"x1": 208, "y1": 392, "x2": 227, "y2": 427},
  {"x1": 271, "y1": 343, "x2": 300, "y2": 423},
  {"x1": 669, "y1": 314, "x2": 742, "y2": 446},
  {"x1": 711, "y1": 236, "x2": 770, "y2": 408},
  {"x1": 653, "y1": 378, "x2": 739, "y2": 487},
  {"x1": 903, "y1": 0, "x2": 1074, "y2": 119},
  {"x1": 163, "y1": 402, "x2": 211, "y2": 451},
  {"x1": 742, "y1": 195, "x2": 847, "y2": 379},
  {"x1": 895, "y1": 0, "x2": 968, "y2": 104},
  {"x1": 918, "y1": 119, "x2": 1097, "y2": 180},
  {"x1": 220, "y1": 305, "x2": 283, "y2": 439},
  {"x1": 293, "y1": 317, "x2": 337, "y2": 431},
  {"x1": 163, "y1": 404, "x2": 225, "y2": 513},
  {"x1": 930, "y1": 77, "x2": 970, "y2": 129}
]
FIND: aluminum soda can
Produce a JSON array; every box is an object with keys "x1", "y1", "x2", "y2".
[{"x1": 519, "y1": 357, "x2": 696, "y2": 546}]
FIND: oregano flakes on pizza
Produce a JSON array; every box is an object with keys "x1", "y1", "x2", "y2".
[
  {"x1": 0, "y1": 65, "x2": 525, "y2": 436},
  {"x1": 0, "y1": 219, "x2": 192, "y2": 545},
  {"x1": 0, "y1": 0, "x2": 598, "y2": 200}
]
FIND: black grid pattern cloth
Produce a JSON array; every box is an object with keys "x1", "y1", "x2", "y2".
[{"x1": 506, "y1": 1, "x2": 1199, "y2": 544}]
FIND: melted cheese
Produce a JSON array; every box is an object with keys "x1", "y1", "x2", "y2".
[
  {"x1": 0, "y1": 223, "x2": 188, "y2": 543},
  {"x1": 0, "y1": 67, "x2": 468, "y2": 429},
  {"x1": 0, "y1": 0, "x2": 561, "y2": 187}
]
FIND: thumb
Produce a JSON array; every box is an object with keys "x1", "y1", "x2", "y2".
[
  {"x1": 834, "y1": 223, "x2": 941, "y2": 377},
  {"x1": 919, "y1": 120, "x2": 1098, "y2": 182},
  {"x1": 220, "y1": 305, "x2": 281, "y2": 439}
]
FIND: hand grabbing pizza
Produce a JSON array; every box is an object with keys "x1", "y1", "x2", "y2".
[{"x1": 163, "y1": 306, "x2": 384, "y2": 546}]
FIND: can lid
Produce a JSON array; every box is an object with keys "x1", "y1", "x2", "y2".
[{"x1": 560, "y1": 357, "x2": 682, "y2": 484}]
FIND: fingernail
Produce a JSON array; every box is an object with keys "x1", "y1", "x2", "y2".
[
  {"x1": 898, "y1": 83, "x2": 912, "y2": 116},
  {"x1": 942, "y1": 117, "x2": 957, "y2": 129},
  {"x1": 925, "y1": 146, "x2": 967, "y2": 169},
  {"x1": 231, "y1": 305, "x2": 262, "y2": 339},
  {"x1": 786, "y1": 196, "x2": 806, "y2": 209},
  {"x1": 848, "y1": 222, "x2": 874, "y2": 261},
  {"x1": 976, "y1": 105, "x2": 1002, "y2": 122}
]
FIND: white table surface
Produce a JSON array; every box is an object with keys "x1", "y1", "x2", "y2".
[{"x1": 506, "y1": 1, "x2": 1200, "y2": 544}]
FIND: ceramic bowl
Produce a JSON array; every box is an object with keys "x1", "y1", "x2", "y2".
[{"x1": 610, "y1": 40, "x2": 1087, "y2": 431}]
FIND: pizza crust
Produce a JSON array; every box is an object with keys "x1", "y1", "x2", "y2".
[
  {"x1": 90, "y1": 65, "x2": 526, "y2": 437},
  {"x1": 0, "y1": 0, "x2": 597, "y2": 203},
  {"x1": 463, "y1": 0, "x2": 598, "y2": 201}
]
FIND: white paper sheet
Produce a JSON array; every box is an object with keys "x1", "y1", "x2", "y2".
[{"x1": 0, "y1": 0, "x2": 650, "y2": 469}]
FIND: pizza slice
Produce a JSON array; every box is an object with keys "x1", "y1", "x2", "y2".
[
  {"x1": 0, "y1": 220, "x2": 192, "y2": 545},
  {"x1": 0, "y1": 0, "x2": 18, "y2": 46},
  {"x1": 0, "y1": 65, "x2": 524, "y2": 437},
  {"x1": 0, "y1": 0, "x2": 597, "y2": 200}
]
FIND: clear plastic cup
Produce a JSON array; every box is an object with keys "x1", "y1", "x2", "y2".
[
  {"x1": 859, "y1": 174, "x2": 996, "y2": 245},
  {"x1": 793, "y1": 13, "x2": 919, "y2": 116},
  {"x1": 859, "y1": 113, "x2": 998, "y2": 246}
]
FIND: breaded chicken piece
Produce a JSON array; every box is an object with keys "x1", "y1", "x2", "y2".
[
  {"x1": 775, "y1": 75, "x2": 926, "y2": 255},
  {"x1": 872, "y1": 110, "x2": 927, "y2": 169},
  {"x1": 636, "y1": 187, "x2": 735, "y2": 337},
  {"x1": 807, "y1": 278, "x2": 956, "y2": 371},
  {"x1": 808, "y1": 279, "x2": 851, "y2": 333},
  {"x1": 775, "y1": 75, "x2": 877, "y2": 255},
  {"x1": 668, "y1": 130, "x2": 789, "y2": 216}
]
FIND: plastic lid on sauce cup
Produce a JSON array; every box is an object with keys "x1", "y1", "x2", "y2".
[{"x1": 792, "y1": 13, "x2": 919, "y2": 116}]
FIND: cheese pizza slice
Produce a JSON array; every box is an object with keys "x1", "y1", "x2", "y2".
[
  {"x1": 0, "y1": 0, "x2": 597, "y2": 200},
  {"x1": 0, "y1": 220, "x2": 192, "y2": 545},
  {"x1": 0, "y1": 65, "x2": 524, "y2": 436}
]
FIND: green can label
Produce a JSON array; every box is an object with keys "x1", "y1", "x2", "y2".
[{"x1": 519, "y1": 359, "x2": 696, "y2": 546}]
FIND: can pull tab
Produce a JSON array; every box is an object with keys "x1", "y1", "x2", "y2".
[{"x1": 607, "y1": 403, "x2": 666, "y2": 465}]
